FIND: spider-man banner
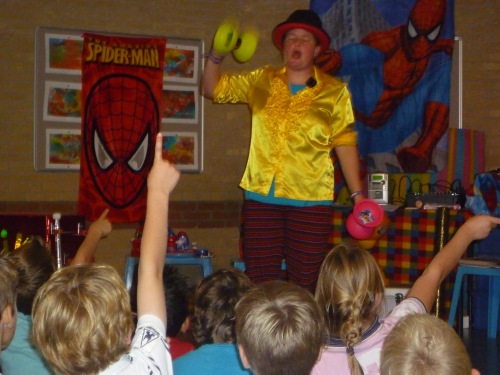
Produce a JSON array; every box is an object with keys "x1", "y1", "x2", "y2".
[
  {"x1": 312, "y1": 0, "x2": 454, "y2": 174},
  {"x1": 78, "y1": 33, "x2": 166, "y2": 222}
]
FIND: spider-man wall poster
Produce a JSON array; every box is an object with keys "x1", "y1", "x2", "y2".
[
  {"x1": 311, "y1": 0, "x2": 455, "y2": 174},
  {"x1": 78, "y1": 33, "x2": 166, "y2": 222}
]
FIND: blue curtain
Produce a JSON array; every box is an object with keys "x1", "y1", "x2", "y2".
[{"x1": 312, "y1": 0, "x2": 455, "y2": 174}]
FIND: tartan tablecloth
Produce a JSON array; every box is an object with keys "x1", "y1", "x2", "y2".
[{"x1": 330, "y1": 207, "x2": 471, "y2": 316}]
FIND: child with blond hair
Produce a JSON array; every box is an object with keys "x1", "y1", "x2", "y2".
[
  {"x1": 32, "y1": 133, "x2": 179, "y2": 374},
  {"x1": 0, "y1": 257, "x2": 18, "y2": 352},
  {"x1": 312, "y1": 214, "x2": 500, "y2": 375},
  {"x1": 381, "y1": 313, "x2": 479, "y2": 375},
  {"x1": 1, "y1": 209, "x2": 111, "y2": 375},
  {"x1": 235, "y1": 280, "x2": 327, "y2": 375}
]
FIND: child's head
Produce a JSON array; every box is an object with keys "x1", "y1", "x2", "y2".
[
  {"x1": 129, "y1": 264, "x2": 191, "y2": 337},
  {"x1": 0, "y1": 256, "x2": 18, "y2": 350},
  {"x1": 32, "y1": 264, "x2": 135, "y2": 375},
  {"x1": 315, "y1": 244, "x2": 385, "y2": 372},
  {"x1": 162, "y1": 265, "x2": 192, "y2": 337},
  {"x1": 235, "y1": 280, "x2": 326, "y2": 375},
  {"x1": 191, "y1": 267, "x2": 252, "y2": 345},
  {"x1": 8, "y1": 237, "x2": 55, "y2": 315},
  {"x1": 381, "y1": 313, "x2": 478, "y2": 375}
]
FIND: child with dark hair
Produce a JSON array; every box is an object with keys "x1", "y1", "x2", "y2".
[
  {"x1": 129, "y1": 264, "x2": 195, "y2": 359},
  {"x1": 173, "y1": 267, "x2": 253, "y2": 375},
  {"x1": 162, "y1": 266, "x2": 195, "y2": 358}
]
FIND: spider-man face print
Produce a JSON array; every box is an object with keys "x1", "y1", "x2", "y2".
[
  {"x1": 84, "y1": 74, "x2": 159, "y2": 208},
  {"x1": 403, "y1": 0, "x2": 446, "y2": 60}
]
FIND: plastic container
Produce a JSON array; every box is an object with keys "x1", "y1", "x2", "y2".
[
  {"x1": 198, "y1": 249, "x2": 209, "y2": 257},
  {"x1": 346, "y1": 213, "x2": 375, "y2": 240},
  {"x1": 352, "y1": 198, "x2": 384, "y2": 227},
  {"x1": 167, "y1": 235, "x2": 177, "y2": 253},
  {"x1": 176, "y1": 231, "x2": 190, "y2": 251}
]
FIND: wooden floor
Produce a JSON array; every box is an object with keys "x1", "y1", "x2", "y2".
[{"x1": 462, "y1": 328, "x2": 500, "y2": 374}]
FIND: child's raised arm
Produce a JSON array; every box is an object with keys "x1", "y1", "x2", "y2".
[
  {"x1": 407, "y1": 215, "x2": 500, "y2": 311},
  {"x1": 138, "y1": 133, "x2": 180, "y2": 326},
  {"x1": 71, "y1": 208, "x2": 112, "y2": 265}
]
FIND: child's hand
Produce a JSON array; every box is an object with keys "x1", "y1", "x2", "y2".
[
  {"x1": 147, "y1": 133, "x2": 180, "y2": 195},
  {"x1": 71, "y1": 208, "x2": 112, "y2": 266},
  {"x1": 462, "y1": 215, "x2": 500, "y2": 241},
  {"x1": 88, "y1": 208, "x2": 112, "y2": 239}
]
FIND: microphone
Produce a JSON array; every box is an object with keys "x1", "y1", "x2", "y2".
[{"x1": 306, "y1": 77, "x2": 317, "y2": 88}]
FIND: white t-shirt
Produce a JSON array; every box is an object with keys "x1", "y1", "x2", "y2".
[
  {"x1": 100, "y1": 314, "x2": 173, "y2": 374},
  {"x1": 312, "y1": 297, "x2": 426, "y2": 375}
]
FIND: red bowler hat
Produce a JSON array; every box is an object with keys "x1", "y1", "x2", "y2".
[{"x1": 272, "y1": 9, "x2": 330, "y2": 52}]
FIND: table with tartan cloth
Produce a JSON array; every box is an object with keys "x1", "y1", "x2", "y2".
[{"x1": 330, "y1": 207, "x2": 472, "y2": 317}]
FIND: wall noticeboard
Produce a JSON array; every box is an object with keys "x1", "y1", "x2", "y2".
[{"x1": 34, "y1": 26, "x2": 204, "y2": 172}]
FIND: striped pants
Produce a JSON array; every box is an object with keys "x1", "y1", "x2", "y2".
[{"x1": 241, "y1": 200, "x2": 334, "y2": 293}]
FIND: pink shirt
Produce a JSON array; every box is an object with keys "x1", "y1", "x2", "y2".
[{"x1": 312, "y1": 297, "x2": 426, "y2": 375}]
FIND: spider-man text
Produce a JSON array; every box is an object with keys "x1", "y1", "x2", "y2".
[{"x1": 85, "y1": 39, "x2": 161, "y2": 68}]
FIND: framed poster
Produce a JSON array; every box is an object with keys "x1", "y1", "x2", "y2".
[
  {"x1": 43, "y1": 81, "x2": 82, "y2": 122},
  {"x1": 34, "y1": 26, "x2": 204, "y2": 172},
  {"x1": 161, "y1": 131, "x2": 199, "y2": 171},
  {"x1": 45, "y1": 129, "x2": 81, "y2": 170},
  {"x1": 163, "y1": 43, "x2": 199, "y2": 84},
  {"x1": 45, "y1": 33, "x2": 83, "y2": 75},
  {"x1": 161, "y1": 85, "x2": 199, "y2": 124}
]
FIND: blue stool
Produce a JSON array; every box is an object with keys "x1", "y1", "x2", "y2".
[
  {"x1": 124, "y1": 255, "x2": 213, "y2": 291},
  {"x1": 232, "y1": 259, "x2": 287, "y2": 272},
  {"x1": 448, "y1": 258, "x2": 500, "y2": 339}
]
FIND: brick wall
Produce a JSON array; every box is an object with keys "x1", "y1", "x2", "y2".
[
  {"x1": 0, "y1": 0, "x2": 498, "y2": 274},
  {"x1": 454, "y1": 1, "x2": 500, "y2": 172},
  {"x1": 0, "y1": 200, "x2": 243, "y2": 229}
]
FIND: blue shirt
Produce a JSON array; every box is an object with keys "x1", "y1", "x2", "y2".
[
  {"x1": 1, "y1": 312, "x2": 53, "y2": 375},
  {"x1": 173, "y1": 343, "x2": 251, "y2": 375}
]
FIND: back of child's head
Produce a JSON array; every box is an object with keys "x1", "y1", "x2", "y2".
[
  {"x1": 0, "y1": 257, "x2": 18, "y2": 316},
  {"x1": 8, "y1": 237, "x2": 55, "y2": 315},
  {"x1": 32, "y1": 263, "x2": 134, "y2": 375},
  {"x1": 235, "y1": 280, "x2": 326, "y2": 375},
  {"x1": 381, "y1": 313, "x2": 473, "y2": 375},
  {"x1": 0, "y1": 256, "x2": 18, "y2": 349},
  {"x1": 129, "y1": 264, "x2": 191, "y2": 337},
  {"x1": 315, "y1": 243, "x2": 385, "y2": 374},
  {"x1": 191, "y1": 267, "x2": 252, "y2": 346},
  {"x1": 163, "y1": 265, "x2": 191, "y2": 337}
]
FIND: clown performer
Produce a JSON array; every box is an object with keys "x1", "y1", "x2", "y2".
[{"x1": 202, "y1": 9, "x2": 364, "y2": 292}]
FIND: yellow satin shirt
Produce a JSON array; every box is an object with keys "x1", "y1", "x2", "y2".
[{"x1": 213, "y1": 65, "x2": 356, "y2": 201}]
